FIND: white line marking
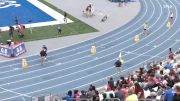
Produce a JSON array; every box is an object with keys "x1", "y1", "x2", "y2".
[
  {"x1": 0, "y1": 87, "x2": 30, "y2": 97},
  {"x1": 0, "y1": 0, "x2": 167, "y2": 80},
  {"x1": 0, "y1": 0, "x2": 148, "y2": 68},
  {"x1": 0, "y1": 0, "x2": 159, "y2": 75},
  {"x1": 0, "y1": 0, "x2": 173, "y2": 93},
  {"x1": 0, "y1": 0, "x2": 165, "y2": 81},
  {"x1": 0, "y1": 0, "x2": 178, "y2": 100}
]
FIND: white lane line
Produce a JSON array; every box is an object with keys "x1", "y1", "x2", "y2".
[
  {"x1": 0, "y1": 0, "x2": 149, "y2": 68},
  {"x1": 72, "y1": 43, "x2": 179, "y2": 92},
  {"x1": 0, "y1": 21, "x2": 177, "y2": 95},
  {"x1": 0, "y1": 87, "x2": 30, "y2": 97},
  {"x1": 0, "y1": 0, "x2": 167, "y2": 81},
  {"x1": 0, "y1": 0, "x2": 174, "y2": 93},
  {"x1": 0, "y1": 0, "x2": 166, "y2": 81},
  {"x1": 0, "y1": 0, "x2": 161, "y2": 76},
  {"x1": 70, "y1": 0, "x2": 180, "y2": 91},
  {"x1": 0, "y1": 0, "x2": 178, "y2": 100},
  {"x1": 2, "y1": 38, "x2": 179, "y2": 101},
  {"x1": 124, "y1": 51, "x2": 163, "y2": 58}
]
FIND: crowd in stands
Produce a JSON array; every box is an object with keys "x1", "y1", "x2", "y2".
[{"x1": 62, "y1": 48, "x2": 180, "y2": 101}]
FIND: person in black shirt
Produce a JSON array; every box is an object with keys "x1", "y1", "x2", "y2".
[
  {"x1": 114, "y1": 59, "x2": 122, "y2": 76},
  {"x1": 42, "y1": 45, "x2": 47, "y2": 60},
  {"x1": 40, "y1": 48, "x2": 46, "y2": 65},
  {"x1": 173, "y1": 85, "x2": 180, "y2": 101}
]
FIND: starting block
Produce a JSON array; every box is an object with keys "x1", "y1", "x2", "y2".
[
  {"x1": 166, "y1": 21, "x2": 172, "y2": 29},
  {"x1": 134, "y1": 35, "x2": 140, "y2": 43},
  {"x1": 91, "y1": 45, "x2": 96, "y2": 55},
  {"x1": 22, "y1": 58, "x2": 28, "y2": 69}
]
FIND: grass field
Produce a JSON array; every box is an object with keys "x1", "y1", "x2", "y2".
[{"x1": 0, "y1": 0, "x2": 98, "y2": 43}]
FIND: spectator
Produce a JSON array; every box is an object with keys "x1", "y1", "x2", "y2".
[
  {"x1": 164, "y1": 84, "x2": 175, "y2": 101},
  {"x1": 166, "y1": 62, "x2": 173, "y2": 70},
  {"x1": 104, "y1": 89, "x2": 115, "y2": 99},
  {"x1": 93, "y1": 90, "x2": 100, "y2": 101},
  {"x1": 80, "y1": 90, "x2": 87, "y2": 101},
  {"x1": 62, "y1": 90, "x2": 73, "y2": 101},
  {"x1": 134, "y1": 82, "x2": 145, "y2": 99},
  {"x1": 102, "y1": 93, "x2": 107, "y2": 101},
  {"x1": 137, "y1": 75, "x2": 144, "y2": 83},
  {"x1": 121, "y1": 84, "x2": 128, "y2": 98},
  {"x1": 169, "y1": 48, "x2": 174, "y2": 60},
  {"x1": 150, "y1": 91, "x2": 157, "y2": 101},
  {"x1": 114, "y1": 88, "x2": 125, "y2": 101},
  {"x1": 126, "y1": 88, "x2": 138, "y2": 101},
  {"x1": 87, "y1": 84, "x2": 96, "y2": 99},
  {"x1": 108, "y1": 77, "x2": 115, "y2": 90},
  {"x1": 109, "y1": 93, "x2": 114, "y2": 101},
  {"x1": 115, "y1": 80, "x2": 120, "y2": 89},
  {"x1": 173, "y1": 84, "x2": 180, "y2": 101},
  {"x1": 74, "y1": 90, "x2": 80, "y2": 100}
]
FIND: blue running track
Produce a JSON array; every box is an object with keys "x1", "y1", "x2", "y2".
[{"x1": 0, "y1": 0, "x2": 180, "y2": 100}]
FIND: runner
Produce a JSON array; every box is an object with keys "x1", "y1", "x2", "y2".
[
  {"x1": 114, "y1": 58, "x2": 122, "y2": 77},
  {"x1": 42, "y1": 45, "x2": 47, "y2": 60},
  {"x1": 169, "y1": 11, "x2": 174, "y2": 25},
  {"x1": 40, "y1": 47, "x2": 46, "y2": 65},
  {"x1": 143, "y1": 23, "x2": 149, "y2": 36}
]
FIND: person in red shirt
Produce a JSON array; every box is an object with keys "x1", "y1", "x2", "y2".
[
  {"x1": 74, "y1": 90, "x2": 80, "y2": 101},
  {"x1": 121, "y1": 84, "x2": 128, "y2": 98}
]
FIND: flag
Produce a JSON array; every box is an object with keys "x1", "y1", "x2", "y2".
[{"x1": 119, "y1": 52, "x2": 122, "y2": 59}]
